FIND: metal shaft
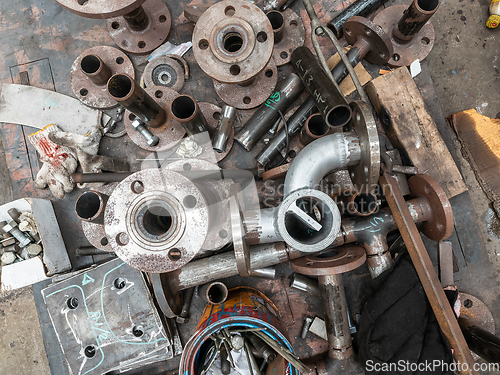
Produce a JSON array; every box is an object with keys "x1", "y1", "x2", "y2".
[
  {"x1": 213, "y1": 105, "x2": 237, "y2": 153},
  {"x1": 170, "y1": 94, "x2": 209, "y2": 136},
  {"x1": 458, "y1": 317, "x2": 500, "y2": 364},
  {"x1": 107, "y1": 73, "x2": 166, "y2": 128},
  {"x1": 80, "y1": 54, "x2": 112, "y2": 85},
  {"x1": 267, "y1": 10, "x2": 285, "y2": 43},
  {"x1": 235, "y1": 73, "x2": 304, "y2": 151},
  {"x1": 246, "y1": 332, "x2": 276, "y2": 363},
  {"x1": 394, "y1": 0, "x2": 439, "y2": 41},
  {"x1": 72, "y1": 172, "x2": 132, "y2": 184},
  {"x1": 123, "y1": 5, "x2": 149, "y2": 32}
]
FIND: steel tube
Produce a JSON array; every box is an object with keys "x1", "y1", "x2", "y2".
[
  {"x1": 290, "y1": 274, "x2": 320, "y2": 296},
  {"x1": 394, "y1": 0, "x2": 439, "y2": 41},
  {"x1": 199, "y1": 281, "x2": 228, "y2": 305},
  {"x1": 170, "y1": 94, "x2": 209, "y2": 136},
  {"x1": 235, "y1": 73, "x2": 304, "y2": 151},
  {"x1": 75, "y1": 191, "x2": 108, "y2": 225},
  {"x1": 291, "y1": 46, "x2": 352, "y2": 128},
  {"x1": 244, "y1": 208, "x2": 282, "y2": 245},
  {"x1": 123, "y1": 5, "x2": 149, "y2": 32},
  {"x1": 299, "y1": 113, "x2": 330, "y2": 145},
  {"x1": 80, "y1": 54, "x2": 112, "y2": 85},
  {"x1": 327, "y1": 0, "x2": 389, "y2": 38},
  {"x1": 213, "y1": 105, "x2": 237, "y2": 153},
  {"x1": 107, "y1": 73, "x2": 166, "y2": 128},
  {"x1": 267, "y1": 10, "x2": 285, "y2": 43},
  {"x1": 458, "y1": 318, "x2": 500, "y2": 364},
  {"x1": 318, "y1": 274, "x2": 353, "y2": 359}
]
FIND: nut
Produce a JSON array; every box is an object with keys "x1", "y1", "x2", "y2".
[
  {"x1": 27, "y1": 243, "x2": 43, "y2": 257},
  {"x1": 1, "y1": 251, "x2": 16, "y2": 266}
]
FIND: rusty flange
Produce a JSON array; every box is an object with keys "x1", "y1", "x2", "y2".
[
  {"x1": 143, "y1": 56, "x2": 186, "y2": 92},
  {"x1": 80, "y1": 183, "x2": 117, "y2": 252},
  {"x1": 347, "y1": 101, "x2": 380, "y2": 194},
  {"x1": 408, "y1": 174, "x2": 454, "y2": 241},
  {"x1": 192, "y1": 0, "x2": 274, "y2": 84},
  {"x1": 267, "y1": 9, "x2": 305, "y2": 66},
  {"x1": 373, "y1": 4, "x2": 435, "y2": 67},
  {"x1": 107, "y1": 0, "x2": 172, "y2": 54},
  {"x1": 70, "y1": 46, "x2": 134, "y2": 109},
  {"x1": 290, "y1": 245, "x2": 366, "y2": 275},
  {"x1": 55, "y1": 0, "x2": 147, "y2": 19},
  {"x1": 104, "y1": 169, "x2": 209, "y2": 273},
  {"x1": 343, "y1": 16, "x2": 393, "y2": 65},
  {"x1": 124, "y1": 86, "x2": 185, "y2": 152},
  {"x1": 213, "y1": 58, "x2": 278, "y2": 110}
]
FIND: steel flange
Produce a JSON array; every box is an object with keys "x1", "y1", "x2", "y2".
[
  {"x1": 192, "y1": 0, "x2": 274, "y2": 84},
  {"x1": 104, "y1": 169, "x2": 209, "y2": 273},
  {"x1": 70, "y1": 46, "x2": 135, "y2": 109},
  {"x1": 290, "y1": 245, "x2": 366, "y2": 275},
  {"x1": 347, "y1": 101, "x2": 380, "y2": 194},
  {"x1": 107, "y1": 0, "x2": 172, "y2": 54},
  {"x1": 143, "y1": 56, "x2": 186, "y2": 92},
  {"x1": 267, "y1": 9, "x2": 305, "y2": 66},
  {"x1": 55, "y1": 0, "x2": 147, "y2": 19}
]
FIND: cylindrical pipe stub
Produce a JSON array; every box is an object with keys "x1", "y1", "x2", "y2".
[
  {"x1": 213, "y1": 105, "x2": 237, "y2": 153},
  {"x1": 343, "y1": 192, "x2": 379, "y2": 217},
  {"x1": 80, "y1": 54, "x2": 112, "y2": 85},
  {"x1": 290, "y1": 273, "x2": 320, "y2": 296},
  {"x1": 394, "y1": 0, "x2": 440, "y2": 41},
  {"x1": 249, "y1": 267, "x2": 276, "y2": 279},
  {"x1": 107, "y1": 73, "x2": 166, "y2": 128},
  {"x1": 75, "y1": 191, "x2": 109, "y2": 225},
  {"x1": 318, "y1": 274, "x2": 353, "y2": 360},
  {"x1": 170, "y1": 94, "x2": 209, "y2": 136},
  {"x1": 123, "y1": 5, "x2": 149, "y2": 32},
  {"x1": 267, "y1": 10, "x2": 285, "y2": 44},
  {"x1": 300, "y1": 113, "x2": 330, "y2": 145},
  {"x1": 199, "y1": 281, "x2": 228, "y2": 305}
]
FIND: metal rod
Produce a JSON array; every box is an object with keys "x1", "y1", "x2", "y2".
[
  {"x1": 199, "y1": 281, "x2": 229, "y2": 305},
  {"x1": 213, "y1": 105, "x2": 237, "y2": 153},
  {"x1": 176, "y1": 287, "x2": 195, "y2": 324},
  {"x1": 123, "y1": 5, "x2": 149, "y2": 32},
  {"x1": 290, "y1": 274, "x2": 320, "y2": 296},
  {"x1": 72, "y1": 172, "x2": 132, "y2": 184},
  {"x1": 80, "y1": 54, "x2": 112, "y2": 85},
  {"x1": 246, "y1": 333, "x2": 277, "y2": 363},
  {"x1": 107, "y1": 73, "x2": 166, "y2": 128},
  {"x1": 170, "y1": 94, "x2": 209, "y2": 136},
  {"x1": 458, "y1": 317, "x2": 500, "y2": 365},
  {"x1": 394, "y1": 0, "x2": 440, "y2": 41}
]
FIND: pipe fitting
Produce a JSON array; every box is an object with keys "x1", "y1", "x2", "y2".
[
  {"x1": 75, "y1": 191, "x2": 109, "y2": 225},
  {"x1": 170, "y1": 94, "x2": 209, "y2": 136},
  {"x1": 199, "y1": 281, "x2": 229, "y2": 305}
]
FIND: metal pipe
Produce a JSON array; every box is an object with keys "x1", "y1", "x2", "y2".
[
  {"x1": 249, "y1": 267, "x2": 276, "y2": 279},
  {"x1": 72, "y1": 172, "x2": 132, "y2": 184},
  {"x1": 213, "y1": 105, "x2": 237, "y2": 153},
  {"x1": 170, "y1": 94, "x2": 209, "y2": 136},
  {"x1": 267, "y1": 10, "x2": 285, "y2": 43},
  {"x1": 284, "y1": 132, "x2": 361, "y2": 196},
  {"x1": 394, "y1": 0, "x2": 440, "y2": 41},
  {"x1": 256, "y1": 48, "x2": 361, "y2": 167},
  {"x1": 245, "y1": 333, "x2": 277, "y2": 363},
  {"x1": 107, "y1": 73, "x2": 166, "y2": 128},
  {"x1": 234, "y1": 73, "x2": 304, "y2": 151},
  {"x1": 458, "y1": 317, "x2": 500, "y2": 364},
  {"x1": 291, "y1": 47, "x2": 352, "y2": 128},
  {"x1": 75, "y1": 191, "x2": 108, "y2": 225},
  {"x1": 299, "y1": 113, "x2": 330, "y2": 145},
  {"x1": 80, "y1": 54, "x2": 112, "y2": 85},
  {"x1": 327, "y1": 0, "x2": 389, "y2": 38},
  {"x1": 244, "y1": 207, "x2": 283, "y2": 245},
  {"x1": 199, "y1": 281, "x2": 228, "y2": 305},
  {"x1": 123, "y1": 5, "x2": 149, "y2": 32},
  {"x1": 290, "y1": 274, "x2": 320, "y2": 296},
  {"x1": 342, "y1": 192, "x2": 379, "y2": 217}
]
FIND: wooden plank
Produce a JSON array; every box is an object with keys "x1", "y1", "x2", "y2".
[{"x1": 366, "y1": 67, "x2": 467, "y2": 199}]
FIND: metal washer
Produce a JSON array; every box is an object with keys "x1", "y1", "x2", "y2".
[{"x1": 70, "y1": 46, "x2": 135, "y2": 109}]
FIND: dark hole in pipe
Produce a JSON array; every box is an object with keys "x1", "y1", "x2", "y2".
[
  {"x1": 353, "y1": 193, "x2": 378, "y2": 215},
  {"x1": 171, "y1": 96, "x2": 196, "y2": 120},
  {"x1": 143, "y1": 205, "x2": 172, "y2": 236},
  {"x1": 267, "y1": 11, "x2": 284, "y2": 30},
  {"x1": 308, "y1": 115, "x2": 329, "y2": 136},
  {"x1": 76, "y1": 192, "x2": 101, "y2": 220},
  {"x1": 107, "y1": 75, "x2": 132, "y2": 99},
  {"x1": 81, "y1": 55, "x2": 101, "y2": 74},
  {"x1": 418, "y1": 0, "x2": 439, "y2": 12},
  {"x1": 208, "y1": 284, "x2": 227, "y2": 304},
  {"x1": 223, "y1": 32, "x2": 243, "y2": 53},
  {"x1": 327, "y1": 107, "x2": 352, "y2": 127}
]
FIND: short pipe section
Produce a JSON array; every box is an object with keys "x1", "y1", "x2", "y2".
[
  {"x1": 170, "y1": 94, "x2": 209, "y2": 136},
  {"x1": 123, "y1": 5, "x2": 150, "y2": 32},
  {"x1": 299, "y1": 113, "x2": 331, "y2": 146},
  {"x1": 81, "y1": 54, "x2": 112, "y2": 85},
  {"x1": 344, "y1": 192, "x2": 379, "y2": 217},
  {"x1": 75, "y1": 191, "x2": 108, "y2": 225},
  {"x1": 107, "y1": 73, "x2": 166, "y2": 128},
  {"x1": 213, "y1": 105, "x2": 237, "y2": 153},
  {"x1": 198, "y1": 281, "x2": 228, "y2": 305},
  {"x1": 267, "y1": 10, "x2": 285, "y2": 43},
  {"x1": 394, "y1": 0, "x2": 440, "y2": 41}
]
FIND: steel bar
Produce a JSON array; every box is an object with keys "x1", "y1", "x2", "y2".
[
  {"x1": 72, "y1": 172, "x2": 132, "y2": 184},
  {"x1": 380, "y1": 172, "x2": 477, "y2": 374}
]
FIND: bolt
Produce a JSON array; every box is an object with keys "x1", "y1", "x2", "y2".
[
  {"x1": 300, "y1": 316, "x2": 314, "y2": 339},
  {"x1": 132, "y1": 118, "x2": 159, "y2": 146},
  {"x1": 2, "y1": 221, "x2": 33, "y2": 247},
  {"x1": 7, "y1": 208, "x2": 20, "y2": 223}
]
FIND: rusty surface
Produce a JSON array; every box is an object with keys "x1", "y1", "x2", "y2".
[
  {"x1": 143, "y1": 56, "x2": 185, "y2": 92},
  {"x1": 459, "y1": 292, "x2": 495, "y2": 336},
  {"x1": 107, "y1": 0, "x2": 172, "y2": 54},
  {"x1": 299, "y1": 113, "x2": 331, "y2": 146},
  {"x1": 192, "y1": 0, "x2": 274, "y2": 84},
  {"x1": 270, "y1": 9, "x2": 305, "y2": 66},
  {"x1": 262, "y1": 163, "x2": 290, "y2": 181},
  {"x1": 70, "y1": 46, "x2": 135, "y2": 109},
  {"x1": 380, "y1": 172, "x2": 478, "y2": 375},
  {"x1": 213, "y1": 57, "x2": 278, "y2": 110},
  {"x1": 55, "y1": 0, "x2": 147, "y2": 19},
  {"x1": 373, "y1": 4, "x2": 436, "y2": 67},
  {"x1": 184, "y1": 4, "x2": 211, "y2": 23}
]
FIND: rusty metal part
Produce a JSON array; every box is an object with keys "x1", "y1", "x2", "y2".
[
  {"x1": 337, "y1": 191, "x2": 379, "y2": 217},
  {"x1": 380, "y1": 149, "x2": 419, "y2": 175},
  {"x1": 104, "y1": 169, "x2": 210, "y2": 273},
  {"x1": 70, "y1": 46, "x2": 134, "y2": 109},
  {"x1": 55, "y1": 0, "x2": 147, "y2": 19},
  {"x1": 149, "y1": 272, "x2": 184, "y2": 318},
  {"x1": 230, "y1": 184, "x2": 251, "y2": 276},
  {"x1": 347, "y1": 101, "x2": 380, "y2": 194},
  {"x1": 262, "y1": 163, "x2": 290, "y2": 181},
  {"x1": 123, "y1": 86, "x2": 185, "y2": 152},
  {"x1": 459, "y1": 318, "x2": 500, "y2": 364},
  {"x1": 267, "y1": 9, "x2": 305, "y2": 66},
  {"x1": 299, "y1": 113, "x2": 330, "y2": 146},
  {"x1": 75, "y1": 191, "x2": 108, "y2": 225},
  {"x1": 170, "y1": 95, "x2": 209, "y2": 136},
  {"x1": 379, "y1": 172, "x2": 477, "y2": 374},
  {"x1": 213, "y1": 57, "x2": 278, "y2": 110},
  {"x1": 373, "y1": 0, "x2": 438, "y2": 67},
  {"x1": 291, "y1": 47, "x2": 351, "y2": 128},
  {"x1": 176, "y1": 287, "x2": 195, "y2": 324},
  {"x1": 438, "y1": 241, "x2": 454, "y2": 287},
  {"x1": 108, "y1": 73, "x2": 166, "y2": 128},
  {"x1": 199, "y1": 281, "x2": 229, "y2": 305},
  {"x1": 132, "y1": 118, "x2": 159, "y2": 146},
  {"x1": 245, "y1": 332, "x2": 277, "y2": 363},
  {"x1": 263, "y1": 0, "x2": 289, "y2": 12},
  {"x1": 290, "y1": 274, "x2": 320, "y2": 296},
  {"x1": 184, "y1": 4, "x2": 210, "y2": 23},
  {"x1": 72, "y1": 172, "x2": 132, "y2": 184},
  {"x1": 291, "y1": 245, "x2": 366, "y2": 360},
  {"x1": 107, "y1": 0, "x2": 172, "y2": 54},
  {"x1": 327, "y1": 0, "x2": 389, "y2": 38},
  {"x1": 234, "y1": 72, "x2": 303, "y2": 150},
  {"x1": 213, "y1": 105, "x2": 237, "y2": 153},
  {"x1": 143, "y1": 56, "x2": 185, "y2": 92},
  {"x1": 193, "y1": 0, "x2": 274, "y2": 84}
]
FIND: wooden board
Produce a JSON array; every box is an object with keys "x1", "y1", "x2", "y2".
[{"x1": 366, "y1": 67, "x2": 467, "y2": 199}]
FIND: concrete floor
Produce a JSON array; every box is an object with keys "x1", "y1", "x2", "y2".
[{"x1": 0, "y1": 0, "x2": 499, "y2": 374}]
